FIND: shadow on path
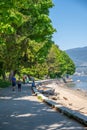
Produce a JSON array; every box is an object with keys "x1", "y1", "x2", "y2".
[{"x1": 0, "y1": 84, "x2": 85, "y2": 130}]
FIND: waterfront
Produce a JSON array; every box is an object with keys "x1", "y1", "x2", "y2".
[{"x1": 67, "y1": 75, "x2": 87, "y2": 92}]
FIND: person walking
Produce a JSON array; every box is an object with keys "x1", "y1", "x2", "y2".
[
  {"x1": 17, "y1": 78, "x2": 22, "y2": 92},
  {"x1": 11, "y1": 76, "x2": 16, "y2": 91}
]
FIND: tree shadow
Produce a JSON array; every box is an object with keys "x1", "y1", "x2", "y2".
[{"x1": 0, "y1": 85, "x2": 85, "y2": 130}]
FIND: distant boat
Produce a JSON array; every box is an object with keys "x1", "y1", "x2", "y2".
[
  {"x1": 77, "y1": 80, "x2": 80, "y2": 82},
  {"x1": 74, "y1": 72, "x2": 81, "y2": 76},
  {"x1": 66, "y1": 78, "x2": 73, "y2": 82},
  {"x1": 65, "y1": 78, "x2": 73, "y2": 83}
]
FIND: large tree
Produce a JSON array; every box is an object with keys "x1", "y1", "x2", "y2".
[
  {"x1": 46, "y1": 44, "x2": 75, "y2": 78},
  {"x1": 0, "y1": 0, "x2": 75, "y2": 80},
  {"x1": 0, "y1": 0, "x2": 55, "y2": 78}
]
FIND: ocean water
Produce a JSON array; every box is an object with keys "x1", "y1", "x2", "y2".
[{"x1": 66, "y1": 75, "x2": 87, "y2": 92}]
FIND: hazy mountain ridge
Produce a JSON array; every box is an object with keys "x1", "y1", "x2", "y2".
[{"x1": 66, "y1": 46, "x2": 87, "y2": 66}]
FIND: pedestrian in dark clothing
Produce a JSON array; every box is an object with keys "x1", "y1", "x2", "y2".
[
  {"x1": 17, "y1": 78, "x2": 22, "y2": 91},
  {"x1": 11, "y1": 76, "x2": 16, "y2": 91},
  {"x1": 31, "y1": 80, "x2": 36, "y2": 95}
]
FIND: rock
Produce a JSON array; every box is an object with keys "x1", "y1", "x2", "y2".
[
  {"x1": 63, "y1": 97, "x2": 68, "y2": 100},
  {"x1": 52, "y1": 96, "x2": 57, "y2": 100},
  {"x1": 69, "y1": 103, "x2": 72, "y2": 106}
]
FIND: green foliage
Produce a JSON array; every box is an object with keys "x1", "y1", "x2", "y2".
[
  {"x1": 57, "y1": 50, "x2": 76, "y2": 76},
  {"x1": 0, "y1": 0, "x2": 75, "y2": 80},
  {"x1": 36, "y1": 42, "x2": 52, "y2": 63},
  {"x1": 0, "y1": 79, "x2": 11, "y2": 88},
  {"x1": 46, "y1": 44, "x2": 75, "y2": 78}
]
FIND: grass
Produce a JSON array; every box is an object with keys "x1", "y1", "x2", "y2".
[{"x1": 0, "y1": 79, "x2": 11, "y2": 88}]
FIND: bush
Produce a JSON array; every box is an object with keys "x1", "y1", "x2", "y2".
[{"x1": 0, "y1": 79, "x2": 11, "y2": 88}]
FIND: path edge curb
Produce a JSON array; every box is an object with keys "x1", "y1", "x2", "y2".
[{"x1": 33, "y1": 87, "x2": 87, "y2": 126}]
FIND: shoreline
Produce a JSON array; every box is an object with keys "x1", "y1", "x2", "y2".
[
  {"x1": 60, "y1": 82, "x2": 87, "y2": 98},
  {"x1": 37, "y1": 80, "x2": 87, "y2": 116}
]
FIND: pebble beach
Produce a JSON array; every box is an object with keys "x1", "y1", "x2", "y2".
[{"x1": 37, "y1": 80, "x2": 87, "y2": 117}]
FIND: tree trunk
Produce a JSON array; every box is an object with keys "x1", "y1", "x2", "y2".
[
  {"x1": 2, "y1": 71, "x2": 6, "y2": 80},
  {"x1": 9, "y1": 70, "x2": 15, "y2": 81}
]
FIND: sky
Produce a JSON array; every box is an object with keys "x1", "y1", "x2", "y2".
[{"x1": 49, "y1": 0, "x2": 87, "y2": 50}]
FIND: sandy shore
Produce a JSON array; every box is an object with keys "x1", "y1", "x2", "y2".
[{"x1": 38, "y1": 80, "x2": 87, "y2": 116}]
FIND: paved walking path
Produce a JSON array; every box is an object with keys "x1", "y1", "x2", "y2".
[{"x1": 0, "y1": 84, "x2": 86, "y2": 130}]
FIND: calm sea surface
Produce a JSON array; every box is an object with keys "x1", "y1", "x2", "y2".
[{"x1": 67, "y1": 75, "x2": 87, "y2": 92}]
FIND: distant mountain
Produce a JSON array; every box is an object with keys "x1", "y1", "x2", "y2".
[{"x1": 66, "y1": 46, "x2": 87, "y2": 67}]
